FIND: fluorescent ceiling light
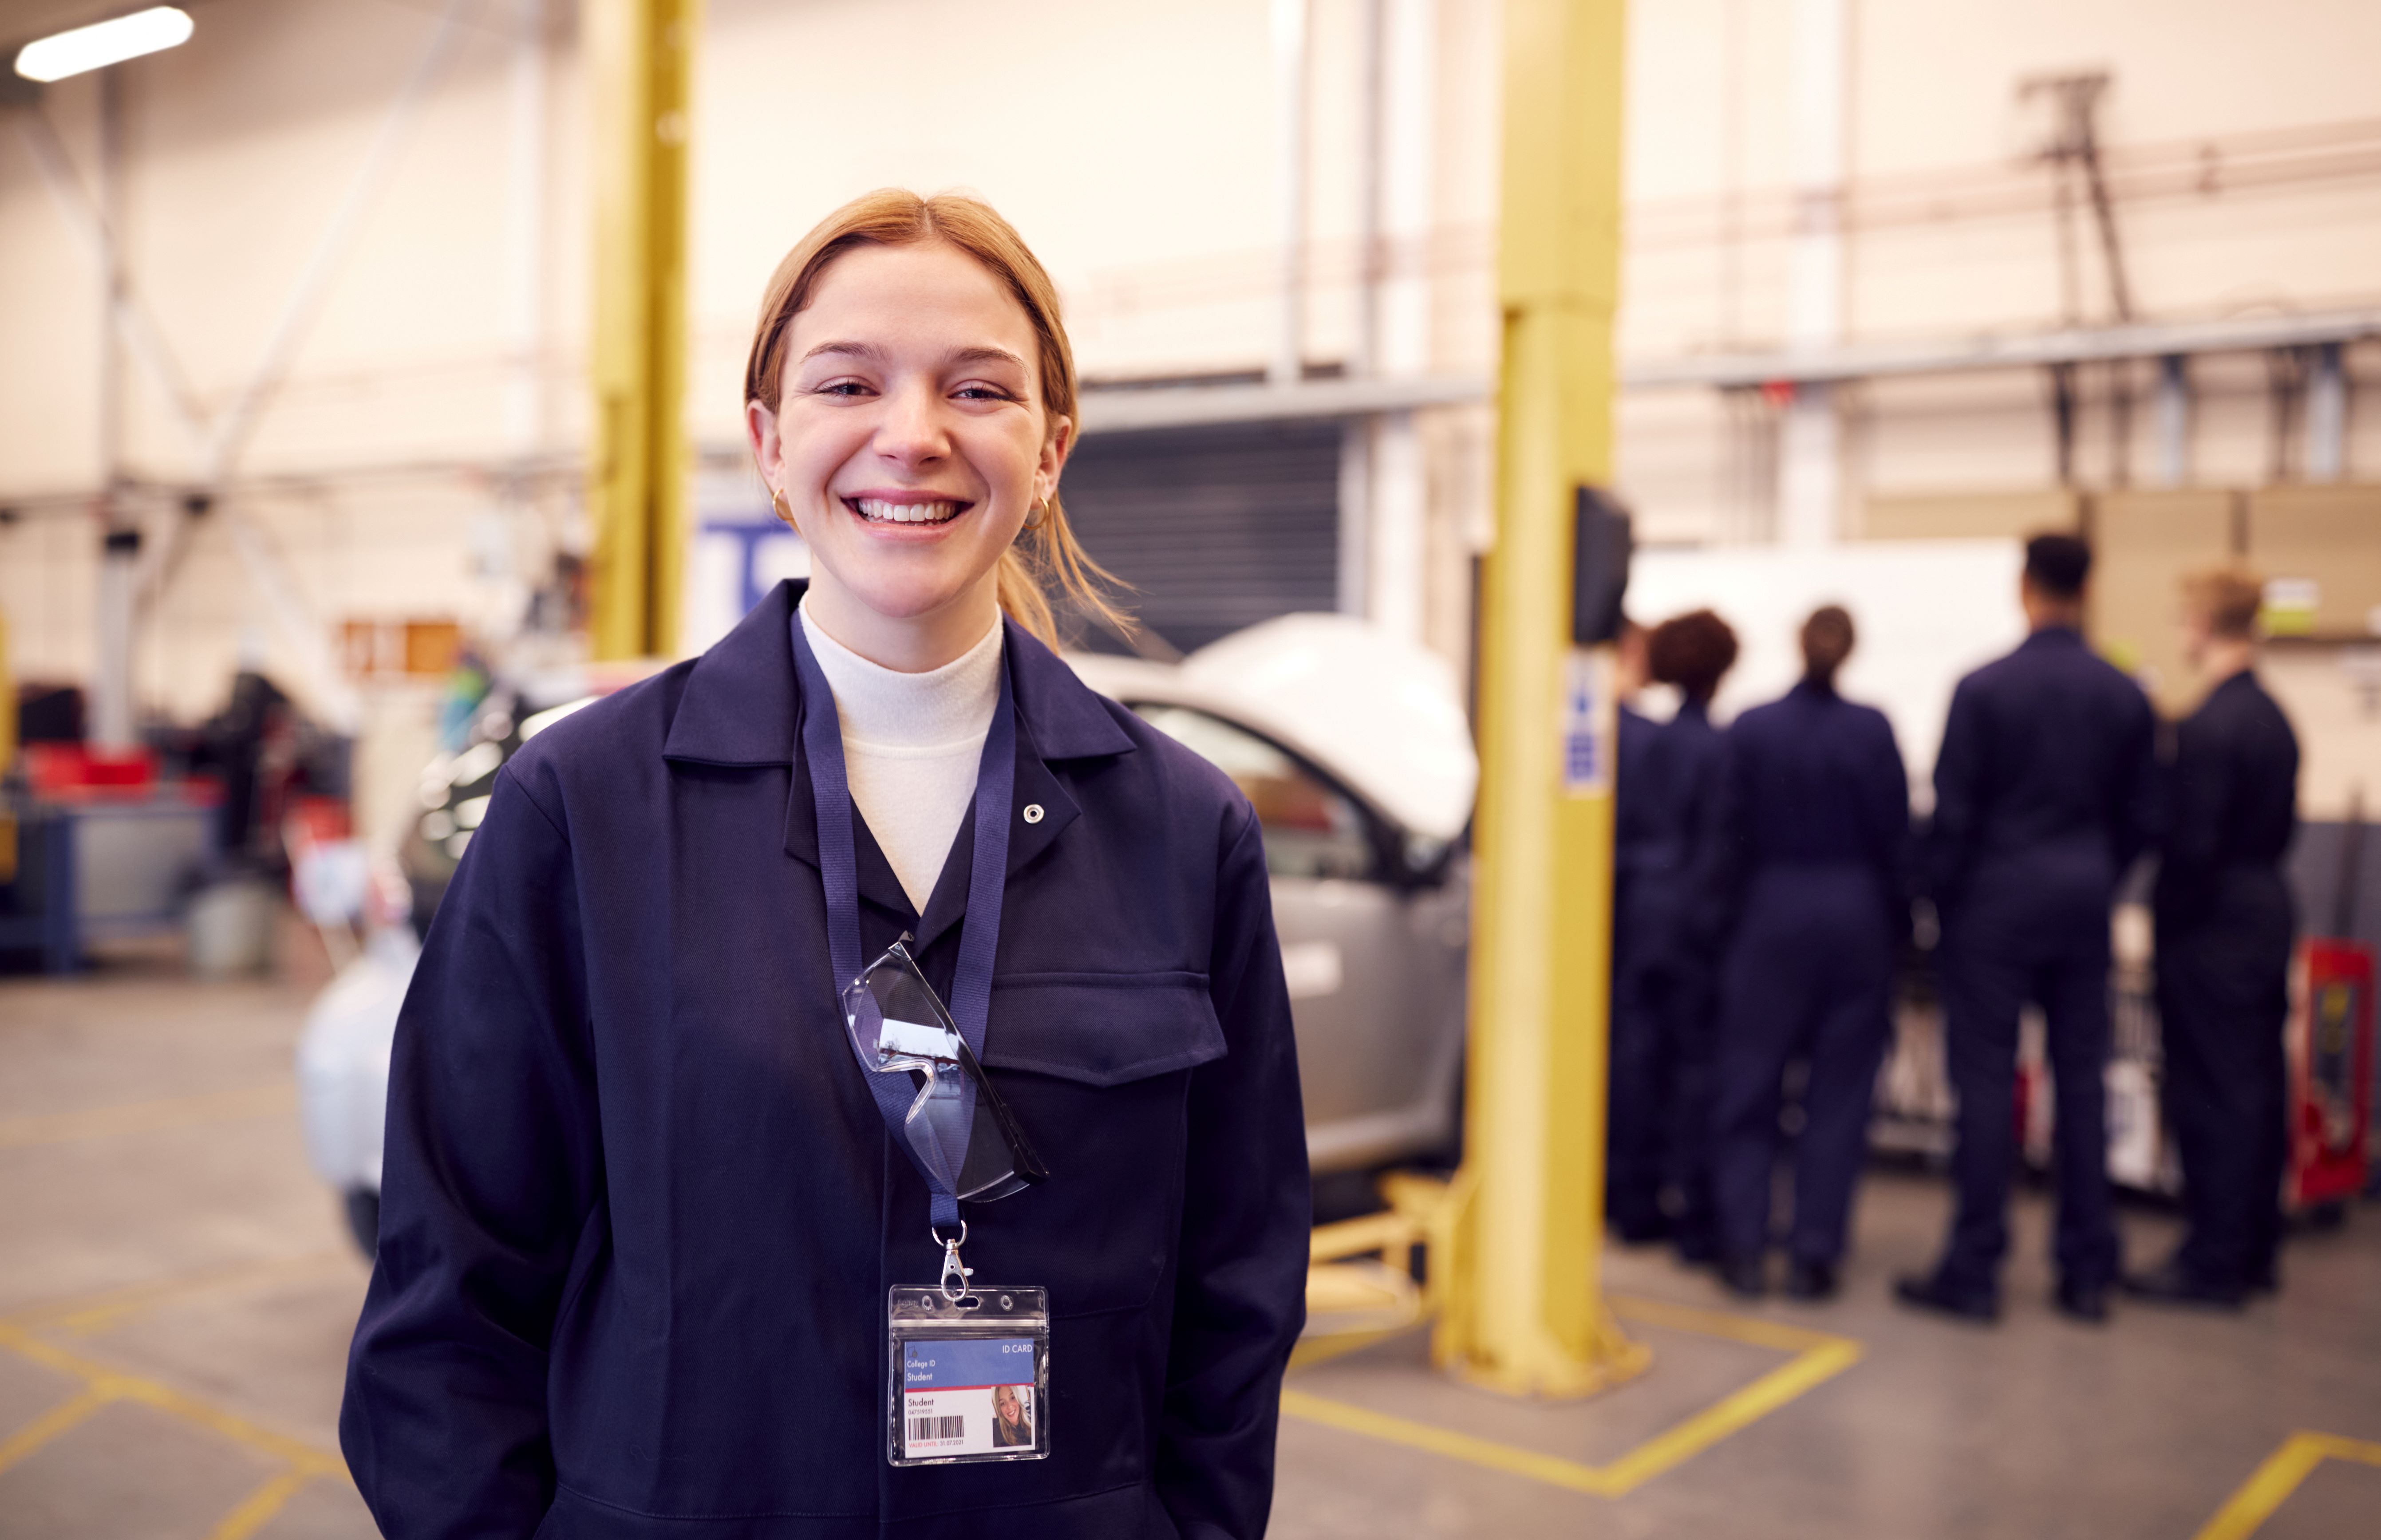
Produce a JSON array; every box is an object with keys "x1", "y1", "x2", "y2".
[{"x1": 15, "y1": 7, "x2": 195, "y2": 83}]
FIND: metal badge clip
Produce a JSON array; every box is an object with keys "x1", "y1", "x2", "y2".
[{"x1": 934, "y1": 1221, "x2": 975, "y2": 1304}]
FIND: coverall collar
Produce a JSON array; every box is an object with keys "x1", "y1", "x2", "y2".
[{"x1": 661, "y1": 580, "x2": 1137, "y2": 945}]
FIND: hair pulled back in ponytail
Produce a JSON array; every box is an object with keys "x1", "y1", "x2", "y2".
[{"x1": 744, "y1": 189, "x2": 1129, "y2": 647}]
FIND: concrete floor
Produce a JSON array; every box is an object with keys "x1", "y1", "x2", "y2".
[{"x1": 2, "y1": 944, "x2": 2377, "y2": 1540}]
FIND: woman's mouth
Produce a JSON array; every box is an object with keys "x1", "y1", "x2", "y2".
[{"x1": 847, "y1": 496, "x2": 964, "y2": 526}]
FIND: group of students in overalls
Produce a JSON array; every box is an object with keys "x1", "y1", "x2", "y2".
[{"x1": 1607, "y1": 534, "x2": 2302, "y2": 1324}]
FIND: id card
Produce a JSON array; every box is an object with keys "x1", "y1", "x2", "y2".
[{"x1": 887, "y1": 1286, "x2": 1050, "y2": 1466}]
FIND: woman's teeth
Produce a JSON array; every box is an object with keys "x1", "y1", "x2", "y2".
[{"x1": 853, "y1": 498, "x2": 959, "y2": 525}]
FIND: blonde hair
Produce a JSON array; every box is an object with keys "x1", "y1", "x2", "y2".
[
  {"x1": 2182, "y1": 564, "x2": 2263, "y2": 641},
  {"x1": 744, "y1": 189, "x2": 1128, "y2": 646}
]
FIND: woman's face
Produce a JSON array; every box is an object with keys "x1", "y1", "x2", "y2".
[
  {"x1": 748, "y1": 240, "x2": 1070, "y2": 642},
  {"x1": 995, "y1": 1386, "x2": 1021, "y2": 1426}
]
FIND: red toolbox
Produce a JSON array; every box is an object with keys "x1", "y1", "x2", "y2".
[{"x1": 2286, "y1": 938, "x2": 2376, "y2": 1209}]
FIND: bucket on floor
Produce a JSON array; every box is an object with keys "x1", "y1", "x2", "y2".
[{"x1": 189, "y1": 878, "x2": 277, "y2": 977}]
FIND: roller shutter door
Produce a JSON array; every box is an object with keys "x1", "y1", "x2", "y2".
[{"x1": 1057, "y1": 419, "x2": 1342, "y2": 654}]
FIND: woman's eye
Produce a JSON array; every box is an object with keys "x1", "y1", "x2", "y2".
[
  {"x1": 812, "y1": 380, "x2": 872, "y2": 398},
  {"x1": 953, "y1": 384, "x2": 1016, "y2": 402}
]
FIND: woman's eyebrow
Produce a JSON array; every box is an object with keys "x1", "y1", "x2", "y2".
[
  {"x1": 947, "y1": 345, "x2": 1027, "y2": 371},
  {"x1": 798, "y1": 341, "x2": 1025, "y2": 372},
  {"x1": 799, "y1": 339, "x2": 883, "y2": 364}
]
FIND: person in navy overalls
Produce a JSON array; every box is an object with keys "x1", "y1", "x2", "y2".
[
  {"x1": 1642, "y1": 609, "x2": 1740, "y2": 1265},
  {"x1": 1708, "y1": 607, "x2": 1909, "y2": 1300},
  {"x1": 1899, "y1": 534, "x2": 2156, "y2": 1324},
  {"x1": 341, "y1": 191, "x2": 1310, "y2": 1539},
  {"x1": 2127, "y1": 566, "x2": 2300, "y2": 1310},
  {"x1": 1607, "y1": 618, "x2": 1672, "y2": 1242}
]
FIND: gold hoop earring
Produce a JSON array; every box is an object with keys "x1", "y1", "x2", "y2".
[
  {"x1": 1020, "y1": 499, "x2": 1049, "y2": 533},
  {"x1": 770, "y1": 488, "x2": 793, "y2": 524}
]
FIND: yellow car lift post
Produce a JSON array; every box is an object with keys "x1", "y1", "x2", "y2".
[
  {"x1": 1434, "y1": 0, "x2": 1647, "y2": 1396},
  {"x1": 587, "y1": 0, "x2": 697, "y2": 661}
]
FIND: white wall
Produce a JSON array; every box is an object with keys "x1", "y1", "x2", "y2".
[{"x1": 1627, "y1": 540, "x2": 2030, "y2": 801}]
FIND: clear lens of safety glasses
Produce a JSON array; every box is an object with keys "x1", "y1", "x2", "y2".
[{"x1": 842, "y1": 940, "x2": 1048, "y2": 1202}]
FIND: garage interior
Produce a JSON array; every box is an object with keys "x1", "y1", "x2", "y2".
[{"x1": 5, "y1": 0, "x2": 2381, "y2": 1537}]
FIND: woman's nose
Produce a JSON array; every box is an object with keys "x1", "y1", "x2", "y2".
[{"x1": 873, "y1": 378, "x2": 949, "y2": 466}]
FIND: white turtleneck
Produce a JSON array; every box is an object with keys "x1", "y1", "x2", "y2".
[{"x1": 798, "y1": 597, "x2": 1003, "y2": 912}]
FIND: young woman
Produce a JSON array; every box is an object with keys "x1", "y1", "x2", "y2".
[
  {"x1": 1641, "y1": 608, "x2": 1739, "y2": 1268},
  {"x1": 342, "y1": 190, "x2": 1311, "y2": 1538},
  {"x1": 1706, "y1": 606, "x2": 1909, "y2": 1300},
  {"x1": 991, "y1": 1383, "x2": 1035, "y2": 1448}
]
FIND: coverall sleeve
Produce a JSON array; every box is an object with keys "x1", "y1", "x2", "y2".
[
  {"x1": 2112, "y1": 689, "x2": 2161, "y2": 877},
  {"x1": 1710, "y1": 725, "x2": 1754, "y2": 929},
  {"x1": 1682, "y1": 731, "x2": 1740, "y2": 949},
  {"x1": 1155, "y1": 800, "x2": 1311, "y2": 1540},
  {"x1": 2156, "y1": 709, "x2": 2231, "y2": 929},
  {"x1": 341, "y1": 764, "x2": 600, "y2": 1539},
  {"x1": 1863, "y1": 715, "x2": 1915, "y2": 943},
  {"x1": 1925, "y1": 678, "x2": 1986, "y2": 909}
]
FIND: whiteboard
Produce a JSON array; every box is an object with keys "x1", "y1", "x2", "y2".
[{"x1": 1626, "y1": 540, "x2": 2031, "y2": 808}]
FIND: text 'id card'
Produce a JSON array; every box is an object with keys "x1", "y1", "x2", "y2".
[{"x1": 887, "y1": 1286, "x2": 1049, "y2": 1466}]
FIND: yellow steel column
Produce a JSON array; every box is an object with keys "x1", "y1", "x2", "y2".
[
  {"x1": 587, "y1": 0, "x2": 697, "y2": 660},
  {"x1": 1435, "y1": 0, "x2": 1647, "y2": 1397}
]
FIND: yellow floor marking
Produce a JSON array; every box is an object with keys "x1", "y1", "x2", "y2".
[
  {"x1": 0, "y1": 1320, "x2": 345, "y2": 1478},
  {"x1": 207, "y1": 1469, "x2": 316, "y2": 1540},
  {"x1": 1279, "y1": 1386, "x2": 1627, "y2": 1496},
  {"x1": 1278, "y1": 1292, "x2": 1862, "y2": 1500},
  {"x1": 2191, "y1": 1431, "x2": 2381, "y2": 1540},
  {"x1": 1289, "y1": 1324, "x2": 1406, "y2": 1372},
  {"x1": 6, "y1": 1249, "x2": 353, "y2": 1337},
  {"x1": 0, "y1": 1083, "x2": 296, "y2": 1151},
  {"x1": 1610, "y1": 1291, "x2": 1852, "y2": 1354},
  {"x1": 0, "y1": 1385, "x2": 111, "y2": 1475}
]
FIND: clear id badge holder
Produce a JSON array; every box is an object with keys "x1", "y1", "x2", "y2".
[
  {"x1": 888, "y1": 1284, "x2": 1051, "y2": 1465},
  {"x1": 849, "y1": 939, "x2": 1054, "y2": 1466}
]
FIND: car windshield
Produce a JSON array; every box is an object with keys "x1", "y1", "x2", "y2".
[{"x1": 1130, "y1": 705, "x2": 1373, "y2": 881}]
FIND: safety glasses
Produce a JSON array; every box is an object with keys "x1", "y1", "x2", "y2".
[{"x1": 842, "y1": 939, "x2": 1048, "y2": 1203}]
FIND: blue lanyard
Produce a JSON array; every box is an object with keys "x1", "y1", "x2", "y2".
[{"x1": 790, "y1": 613, "x2": 1017, "y2": 1230}]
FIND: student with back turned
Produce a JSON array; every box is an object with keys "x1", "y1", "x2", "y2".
[
  {"x1": 1898, "y1": 534, "x2": 2156, "y2": 1324},
  {"x1": 1642, "y1": 610, "x2": 1740, "y2": 1265},
  {"x1": 1607, "y1": 618, "x2": 1671, "y2": 1242},
  {"x1": 2126, "y1": 567, "x2": 2300, "y2": 1310},
  {"x1": 1709, "y1": 607, "x2": 1909, "y2": 1300}
]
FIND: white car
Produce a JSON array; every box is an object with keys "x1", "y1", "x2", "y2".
[{"x1": 299, "y1": 613, "x2": 1478, "y2": 1253}]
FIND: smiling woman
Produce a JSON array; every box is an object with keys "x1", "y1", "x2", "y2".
[
  {"x1": 339, "y1": 188, "x2": 1310, "y2": 1540},
  {"x1": 743, "y1": 189, "x2": 1129, "y2": 668}
]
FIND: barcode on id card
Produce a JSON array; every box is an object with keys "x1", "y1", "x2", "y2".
[{"x1": 910, "y1": 1414, "x2": 966, "y2": 1443}]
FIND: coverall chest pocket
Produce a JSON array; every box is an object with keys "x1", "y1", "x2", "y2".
[{"x1": 974, "y1": 971, "x2": 1228, "y2": 1317}]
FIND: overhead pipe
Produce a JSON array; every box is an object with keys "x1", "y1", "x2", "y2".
[{"x1": 2306, "y1": 341, "x2": 2346, "y2": 483}]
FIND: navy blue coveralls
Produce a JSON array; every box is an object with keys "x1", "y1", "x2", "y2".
[
  {"x1": 1710, "y1": 681, "x2": 1909, "y2": 1269},
  {"x1": 2154, "y1": 669, "x2": 2299, "y2": 1292},
  {"x1": 1639, "y1": 697, "x2": 1733, "y2": 1259},
  {"x1": 1607, "y1": 700, "x2": 1669, "y2": 1241},
  {"x1": 340, "y1": 584, "x2": 1311, "y2": 1540},
  {"x1": 1923, "y1": 625, "x2": 2156, "y2": 1298}
]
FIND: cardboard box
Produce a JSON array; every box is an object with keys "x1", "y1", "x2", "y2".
[
  {"x1": 2087, "y1": 489, "x2": 2239, "y2": 717},
  {"x1": 2247, "y1": 485, "x2": 2381, "y2": 640},
  {"x1": 1859, "y1": 488, "x2": 2081, "y2": 542}
]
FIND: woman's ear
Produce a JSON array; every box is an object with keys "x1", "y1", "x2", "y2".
[
  {"x1": 746, "y1": 398, "x2": 782, "y2": 492},
  {"x1": 1035, "y1": 414, "x2": 1074, "y2": 504}
]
